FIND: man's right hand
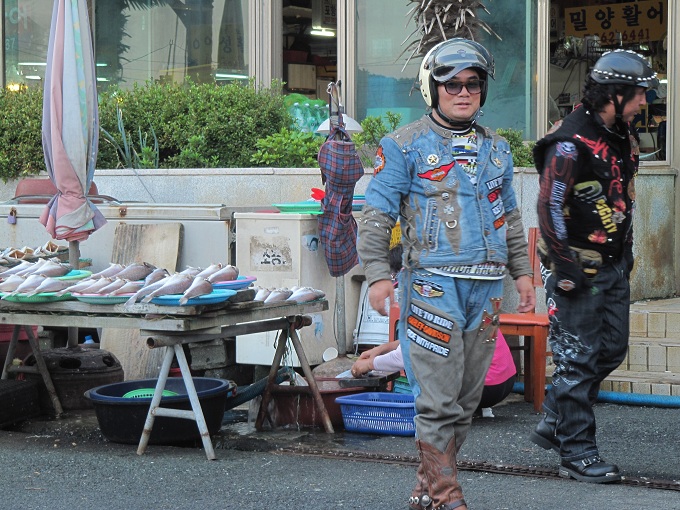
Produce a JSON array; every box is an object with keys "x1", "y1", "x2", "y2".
[
  {"x1": 554, "y1": 261, "x2": 591, "y2": 297},
  {"x1": 368, "y1": 279, "x2": 394, "y2": 316}
]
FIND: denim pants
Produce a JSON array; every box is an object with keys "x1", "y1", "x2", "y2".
[
  {"x1": 399, "y1": 269, "x2": 501, "y2": 452},
  {"x1": 541, "y1": 258, "x2": 630, "y2": 462}
]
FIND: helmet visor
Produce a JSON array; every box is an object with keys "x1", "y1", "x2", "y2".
[{"x1": 430, "y1": 44, "x2": 493, "y2": 83}]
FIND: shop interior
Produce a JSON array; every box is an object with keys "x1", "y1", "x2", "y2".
[
  {"x1": 549, "y1": 0, "x2": 668, "y2": 160},
  {"x1": 282, "y1": 0, "x2": 337, "y2": 100}
]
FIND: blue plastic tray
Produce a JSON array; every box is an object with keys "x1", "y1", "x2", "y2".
[
  {"x1": 335, "y1": 392, "x2": 415, "y2": 436},
  {"x1": 150, "y1": 288, "x2": 236, "y2": 306}
]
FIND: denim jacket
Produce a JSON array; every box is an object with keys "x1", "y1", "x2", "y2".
[{"x1": 358, "y1": 115, "x2": 530, "y2": 286}]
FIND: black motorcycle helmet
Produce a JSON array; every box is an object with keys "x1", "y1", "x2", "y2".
[
  {"x1": 590, "y1": 49, "x2": 659, "y2": 88},
  {"x1": 586, "y1": 49, "x2": 658, "y2": 122},
  {"x1": 419, "y1": 38, "x2": 495, "y2": 110}
]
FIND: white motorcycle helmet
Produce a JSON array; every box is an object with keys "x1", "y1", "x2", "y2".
[{"x1": 419, "y1": 38, "x2": 495, "y2": 109}]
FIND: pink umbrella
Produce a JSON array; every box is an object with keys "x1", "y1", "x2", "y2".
[
  {"x1": 41, "y1": 0, "x2": 106, "y2": 348},
  {"x1": 40, "y1": 0, "x2": 106, "y2": 268}
]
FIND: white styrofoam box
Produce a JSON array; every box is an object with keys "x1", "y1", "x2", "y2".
[
  {"x1": 353, "y1": 280, "x2": 389, "y2": 347},
  {"x1": 0, "y1": 203, "x2": 234, "y2": 272},
  {"x1": 234, "y1": 212, "x2": 362, "y2": 366}
]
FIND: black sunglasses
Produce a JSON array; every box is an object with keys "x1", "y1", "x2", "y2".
[{"x1": 443, "y1": 80, "x2": 484, "y2": 95}]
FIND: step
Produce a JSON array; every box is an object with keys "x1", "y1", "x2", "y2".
[
  {"x1": 602, "y1": 369, "x2": 680, "y2": 396},
  {"x1": 622, "y1": 336, "x2": 680, "y2": 373},
  {"x1": 630, "y1": 298, "x2": 680, "y2": 338}
]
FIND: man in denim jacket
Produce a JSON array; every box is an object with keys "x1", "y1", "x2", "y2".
[{"x1": 357, "y1": 39, "x2": 534, "y2": 510}]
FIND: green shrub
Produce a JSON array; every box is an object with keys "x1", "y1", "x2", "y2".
[
  {"x1": 250, "y1": 128, "x2": 324, "y2": 168},
  {"x1": 0, "y1": 80, "x2": 292, "y2": 179},
  {"x1": 0, "y1": 87, "x2": 46, "y2": 182},
  {"x1": 496, "y1": 127, "x2": 536, "y2": 168},
  {"x1": 352, "y1": 112, "x2": 402, "y2": 167}
]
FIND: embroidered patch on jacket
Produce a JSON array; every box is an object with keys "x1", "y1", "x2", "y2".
[
  {"x1": 409, "y1": 301, "x2": 454, "y2": 329},
  {"x1": 407, "y1": 315, "x2": 451, "y2": 344},
  {"x1": 556, "y1": 141, "x2": 577, "y2": 160},
  {"x1": 492, "y1": 157, "x2": 503, "y2": 168},
  {"x1": 493, "y1": 216, "x2": 506, "y2": 229},
  {"x1": 427, "y1": 153, "x2": 439, "y2": 165},
  {"x1": 412, "y1": 279, "x2": 444, "y2": 298},
  {"x1": 419, "y1": 161, "x2": 455, "y2": 182},
  {"x1": 373, "y1": 145, "x2": 385, "y2": 175}
]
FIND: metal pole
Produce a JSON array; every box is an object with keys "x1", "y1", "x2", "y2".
[
  {"x1": 336, "y1": 276, "x2": 346, "y2": 356},
  {"x1": 67, "y1": 240, "x2": 80, "y2": 348}
]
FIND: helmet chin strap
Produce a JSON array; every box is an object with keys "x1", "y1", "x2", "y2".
[
  {"x1": 435, "y1": 105, "x2": 479, "y2": 132},
  {"x1": 610, "y1": 95, "x2": 628, "y2": 134}
]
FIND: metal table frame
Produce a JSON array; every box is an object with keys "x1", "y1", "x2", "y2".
[{"x1": 0, "y1": 297, "x2": 331, "y2": 459}]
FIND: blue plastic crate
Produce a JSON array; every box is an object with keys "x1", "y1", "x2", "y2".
[
  {"x1": 335, "y1": 392, "x2": 416, "y2": 436},
  {"x1": 393, "y1": 376, "x2": 413, "y2": 395}
]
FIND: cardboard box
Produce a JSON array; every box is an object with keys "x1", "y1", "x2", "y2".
[{"x1": 285, "y1": 63, "x2": 317, "y2": 91}]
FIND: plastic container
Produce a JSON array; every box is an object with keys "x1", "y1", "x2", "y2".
[
  {"x1": 84, "y1": 377, "x2": 235, "y2": 444},
  {"x1": 335, "y1": 392, "x2": 416, "y2": 436},
  {"x1": 393, "y1": 376, "x2": 413, "y2": 395}
]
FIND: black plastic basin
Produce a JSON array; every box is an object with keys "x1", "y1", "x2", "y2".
[{"x1": 84, "y1": 377, "x2": 235, "y2": 445}]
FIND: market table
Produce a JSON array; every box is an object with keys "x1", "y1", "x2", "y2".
[{"x1": 0, "y1": 293, "x2": 330, "y2": 459}]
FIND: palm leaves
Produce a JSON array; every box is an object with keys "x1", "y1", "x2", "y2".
[{"x1": 401, "y1": 0, "x2": 501, "y2": 71}]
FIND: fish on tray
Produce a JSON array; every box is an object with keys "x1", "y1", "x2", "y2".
[
  {"x1": 253, "y1": 286, "x2": 271, "y2": 302},
  {"x1": 90, "y1": 263, "x2": 125, "y2": 279},
  {"x1": 0, "y1": 274, "x2": 26, "y2": 293},
  {"x1": 24, "y1": 277, "x2": 75, "y2": 297},
  {"x1": 195, "y1": 263, "x2": 224, "y2": 279},
  {"x1": 114, "y1": 262, "x2": 156, "y2": 282},
  {"x1": 1, "y1": 274, "x2": 47, "y2": 298},
  {"x1": 2, "y1": 260, "x2": 37, "y2": 277},
  {"x1": 263, "y1": 288, "x2": 293, "y2": 304},
  {"x1": 77, "y1": 277, "x2": 117, "y2": 295},
  {"x1": 15, "y1": 258, "x2": 48, "y2": 276},
  {"x1": 97, "y1": 278, "x2": 132, "y2": 295},
  {"x1": 124, "y1": 275, "x2": 172, "y2": 307},
  {"x1": 207, "y1": 265, "x2": 239, "y2": 283},
  {"x1": 140, "y1": 273, "x2": 195, "y2": 303},
  {"x1": 286, "y1": 287, "x2": 326, "y2": 303},
  {"x1": 55, "y1": 277, "x2": 97, "y2": 296},
  {"x1": 144, "y1": 268, "x2": 170, "y2": 286},
  {"x1": 109, "y1": 280, "x2": 145, "y2": 296},
  {"x1": 178, "y1": 276, "x2": 214, "y2": 305}
]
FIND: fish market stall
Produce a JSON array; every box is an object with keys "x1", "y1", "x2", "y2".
[{"x1": 0, "y1": 292, "x2": 330, "y2": 459}]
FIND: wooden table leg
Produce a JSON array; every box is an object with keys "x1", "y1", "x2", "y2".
[
  {"x1": 532, "y1": 327, "x2": 548, "y2": 413},
  {"x1": 137, "y1": 346, "x2": 174, "y2": 456},
  {"x1": 25, "y1": 326, "x2": 64, "y2": 417},
  {"x1": 0, "y1": 325, "x2": 21, "y2": 380},
  {"x1": 256, "y1": 328, "x2": 289, "y2": 430},
  {"x1": 288, "y1": 327, "x2": 334, "y2": 434}
]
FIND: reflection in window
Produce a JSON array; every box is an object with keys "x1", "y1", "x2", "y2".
[
  {"x1": 4, "y1": 0, "x2": 51, "y2": 90},
  {"x1": 94, "y1": 0, "x2": 249, "y2": 90},
  {"x1": 354, "y1": 1, "x2": 536, "y2": 137}
]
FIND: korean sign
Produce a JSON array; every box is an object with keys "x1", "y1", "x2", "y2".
[{"x1": 565, "y1": 1, "x2": 666, "y2": 45}]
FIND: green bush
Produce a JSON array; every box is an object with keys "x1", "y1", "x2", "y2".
[
  {"x1": 250, "y1": 128, "x2": 324, "y2": 168},
  {"x1": 0, "y1": 87, "x2": 46, "y2": 182},
  {"x1": 0, "y1": 80, "x2": 291, "y2": 181},
  {"x1": 352, "y1": 112, "x2": 402, "y2": 168},
  {"x1": 496, "y1": 127, "x2": 536, "y2": 168}
]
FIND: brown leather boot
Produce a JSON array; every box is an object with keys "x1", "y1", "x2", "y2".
[{"x1": 408, "y1": 438, "x2": 466, "y2": 510}]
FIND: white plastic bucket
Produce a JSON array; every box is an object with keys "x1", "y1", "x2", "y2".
[{"x1": 353, "y1": 280, "x2": 390, "y2": 347}]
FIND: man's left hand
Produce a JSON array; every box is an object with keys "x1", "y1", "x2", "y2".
[{"x1": 515, "y1": 275, "x2": 536, "y2": 313}]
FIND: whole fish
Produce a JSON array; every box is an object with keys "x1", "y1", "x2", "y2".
[
  {"x1": 55, "y1": 278, "x2": 97, "y2": 296},
  {"x1": 286, "y1": 287, "x2": 325, "y2": 304},
  {"x1": 2, "y1": 260, "x2": 36, "y2": 277},
  {"x1": 195, "y1": 263, "x2": 224, "y2": 279},
  {"x1": 36, "y1": 260, "x2": 71, "y2": 278},
  {"x1": 264, "y1": 288, "x2": 293, "y2": 304},
  {"x1": 90, "y1": 263, "x2": 125, "y2": 279},
  {"x1": 179, "y1": 266, "x2": 202, "y2": 277},
  {"x1": 124, "y1": 276, "x2": 172, "y2": 307},
  {"x1": 78, "y1": 277, "x2": 116, "y2": 295},
  {"x1": 141, "y1": 274, "x2": 195, "y2": 303},
  {"x1": 144, "y1": 268, "x2": 170, "y2": 286},
  {"x1": 178, "y1": 277, "x2": 214, "y2": 305},
  {"x1": 207, "y1": 265, "x2": 239, "y2": 283},
  {"x1": 2, "y1": 274, "x2": 47, "y2": 298},
  {"x1": 97, "y1": 278, "x2": 131, "y2": 295},
  {"x1": 253, "y1": 287, "x2": 272, "y2": 302},
  {"x1": 114, "y1": 262, "x2": 156, "y2": 281},
  {"x1": 110, "y1": 280, "x2": 145, "y2": 296},
  {"x1": 0, "y1": 274, "x2": 26, "y2": 293},
  {"x1": 15, "y1": 259, "x2": 46, "y2": 276},
  {"x1": 25, "y1": 277, "x2": 75, "y2": 297}
]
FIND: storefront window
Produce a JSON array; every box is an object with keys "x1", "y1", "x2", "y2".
[
  {"x1": 549, "y1": 0, "x2": 667, "y2": 161},
  {"x1": 95, "y1": 0, "x2": 249, "y2": 90},
  {"x1": 3, "y1": 0, "x2": 52, "y2": 90},
  {"x1": 354, "y1": 1, "x2": 537, "y2": 137},
  {"x1": 3, "y1": 0, "x2": 249, "y2": 90}
]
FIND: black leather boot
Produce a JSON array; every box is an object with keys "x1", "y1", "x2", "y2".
[
  {"x1": 529, "y1": 413, "x2": 559, "y2": 452},
  {"x1": 559, "y1": 455, "x2": 621, "y2": 483}
]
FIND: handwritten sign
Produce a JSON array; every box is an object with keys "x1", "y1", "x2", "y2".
[{"x1": 565, "y1": 1, "x2": 666, "y2": 45}]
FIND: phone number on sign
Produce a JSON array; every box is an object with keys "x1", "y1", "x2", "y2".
[{"x1": 597, "y1": 28, "x2": 653, "y2": 45}]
